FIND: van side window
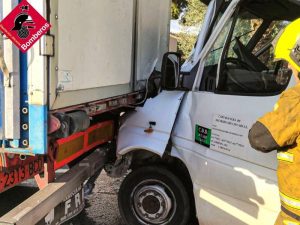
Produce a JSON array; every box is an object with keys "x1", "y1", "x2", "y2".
[
  {"x1": 199, "y1": 18, "x2": 233, "y2": 92},
  {"x1": 215, "y1": 9, "x2": 291, "y2": 96}
]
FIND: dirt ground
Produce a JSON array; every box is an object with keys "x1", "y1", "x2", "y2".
[
  {"x1": 0, "y1": 171, "x2": 126, "y2": 225},
  {"x1": 68, "y1": 171, "x2": 126, "y2": 225}
]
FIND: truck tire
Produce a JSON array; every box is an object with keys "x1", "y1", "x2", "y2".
[{"x1": 118, "y1": 166, "x2": 190, "y2": 225}]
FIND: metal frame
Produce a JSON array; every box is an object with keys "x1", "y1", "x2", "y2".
[
  {"x1": 0, "y1": 149, "x2": 107, "y2": 225},
  {"x1": 54, "y1": 120, "x2": 114, "y2": 170},
  {"x1": 192, "y1": 0, "x2": 240, "y2": 91},
  {"x1": 1, "y1": 92, "x2": 140, "y2": 155},
  {"x1": 0, "y1": 119, "x2": 115, "y2": 193},
  {"x1": 50, "y1": 92, "x2": 138, "y2": 117}
]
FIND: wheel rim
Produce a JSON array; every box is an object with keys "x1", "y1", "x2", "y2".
[{"x1": 131, "y1": 179, "x2": 176, "y2": 225}]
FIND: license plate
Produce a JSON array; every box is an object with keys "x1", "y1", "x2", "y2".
[
  {"x1": 37, "y1": 185, "x2": 85, "y2": 225},
  {"x1": 0, "y1": 157, "x2": 44, "y2": 192}
]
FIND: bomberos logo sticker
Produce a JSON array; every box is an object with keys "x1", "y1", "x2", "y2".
[{"x1": 0, "y1": 0, "x2": 51, "y2": 53}]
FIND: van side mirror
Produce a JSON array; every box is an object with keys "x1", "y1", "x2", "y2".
[{"x1": 161, "y1": 52, "x2": 181, "y2": 90}]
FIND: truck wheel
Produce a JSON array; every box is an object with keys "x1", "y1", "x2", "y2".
[{"x1": 118, "y1": 166, "x2": 190, "y2": 225}]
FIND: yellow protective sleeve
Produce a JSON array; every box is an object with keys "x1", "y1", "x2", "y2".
[{"x1": 259, "y1": 85, "x2": 300, "y2": 147}]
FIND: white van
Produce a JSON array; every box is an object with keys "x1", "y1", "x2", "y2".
[{"x1": 111, "y1": 0, "x2": 300, "y2": 224}]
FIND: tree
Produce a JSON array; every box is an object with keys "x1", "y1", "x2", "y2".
[
  {"x1": 172, "y1": 0, "x2": 207, "y2": 26},
  {"x1": 171, "y1": 0, "x2": 187, "y2": 20},
  {"x1": 171, "y1": 0, "x2": 207, "y2": 59},
  {"x1": 175, "y1": 32, "x2": 198, "y2": 60},
  {"x1": 179, "y1": 0, "x2": 207, "y2": 27}
]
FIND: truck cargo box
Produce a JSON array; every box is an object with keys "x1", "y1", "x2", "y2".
[
  {"x1": 49, "y1": 0, "x2": 170, "y2": 109},
  {"x1": 0, "y1": 0, "x2": 171, "y2": 155}
]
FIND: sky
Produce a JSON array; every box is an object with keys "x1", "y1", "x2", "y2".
[
  {"x1": 170, "y1": 19, "x2": 201, "y2": 34},
  {"x1": 170, "y1": 20, "x2": 181, "y2": 33}
]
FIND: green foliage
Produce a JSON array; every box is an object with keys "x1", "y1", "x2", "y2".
[
  {"x1": 172, "y1": 0, "x2": 206, "y2": 26},
  {"x1": 175, "y1": 32, "x2": 198, "y2": 60},
  {"x1": 171, "y1": 2, "x2": 180, "y2": 20},
  {"x1": 171, "y1": 0, "x2": 187, "y2": 20},
  {"x1": 171, "y1": 0, "x2": 207, "y2": 59},
  {"x1": 179, "y1": 0, "x2": 207, "y2": 27}
]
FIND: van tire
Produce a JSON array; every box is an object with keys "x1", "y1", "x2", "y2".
[{"x1": 118, "y1": 166, "x2": 190, "y2": 225}]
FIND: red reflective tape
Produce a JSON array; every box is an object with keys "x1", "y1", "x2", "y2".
[{"x1": 54, "y1": 121, "x2": 114, "y2": 170}]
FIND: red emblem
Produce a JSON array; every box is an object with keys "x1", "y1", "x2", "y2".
[{"x1": 0, "y1": 0, "x2": 51, "y2": 53}]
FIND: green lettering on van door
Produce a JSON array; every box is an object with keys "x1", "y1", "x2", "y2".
[{"x1": 195, "y1": 125, "x2": 211, "y2": 148}]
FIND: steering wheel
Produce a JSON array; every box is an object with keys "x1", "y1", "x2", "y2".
[{"x1": 224, "y1": 57, "x2": 253, "y2": 71}]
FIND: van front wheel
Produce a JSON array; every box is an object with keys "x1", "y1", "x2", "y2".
[{"x1": 118, "y1": 166, "x2": 190, "y2": 225}]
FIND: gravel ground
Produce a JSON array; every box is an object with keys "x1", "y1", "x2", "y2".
[
  {"x1": 0, "y1": 171, "x2": 126, "y2": 225},
  {"x1": 0, "y1": 171, "x2": 199, "y2": 225},
  {"x1": 69, "y1": 171, "x2": 126, "y2": 225}
]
